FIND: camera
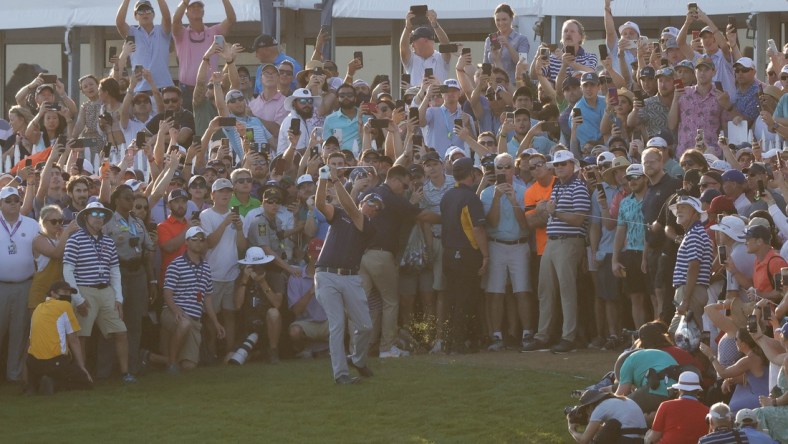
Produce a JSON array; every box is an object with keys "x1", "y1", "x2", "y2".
[
  {"x1": 228, "y1": 333, "x2": 259, "y2": 366},
  {"x1": 563, "y1": 405, "x2": 589, "y2": 425}
]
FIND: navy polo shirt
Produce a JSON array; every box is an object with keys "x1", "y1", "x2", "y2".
[
  {"x1": 316, "y1": 208, "x2": 375, "y2": 270},
  {"x1": 361, "y1": 184, "x2": 422, "y2": 253},
  {"x1": 642, "y1": 173, "x2": 681, "y2": 248},
  {"x1": 440, "y1": 183, "x2": 486, "y2": 251}
]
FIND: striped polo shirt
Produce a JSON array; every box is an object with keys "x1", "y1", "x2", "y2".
[
  {"x1": 546, "y1": 174, "x2": 591, "y2": 237},
  {"x1": 544, "y1": 47, "x2": 599, "y2": 83},
  {"x1": 164, "y1": 254, "x2": 214, "y2": 320},
  {"x1": 673, "y1": 221, "x2": 712, "y2": 288},
  {"x1": 63, "y1": 229, "x2": 120, "y2": 286}
]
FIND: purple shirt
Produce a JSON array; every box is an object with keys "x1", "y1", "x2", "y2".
[
  {"x1": 286, "y1": 268, "x2": 326, "y2": 322},
  {"x1": 676, "y1": 86, "x2": 724, "y2": 158},
  {"x1": 249, "y1": 92, "x2": 288, "y2": 125}
]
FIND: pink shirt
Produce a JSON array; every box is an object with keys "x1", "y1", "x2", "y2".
[
  {"x1": 676, "y1": 85, "x2": 725, "y2": 159},
  {"x1": 173, "y1": 24, "x2": 223, "y2": 86},
  {"x1": 249, "y1": 92, "x2": 288, "y2": 124}
]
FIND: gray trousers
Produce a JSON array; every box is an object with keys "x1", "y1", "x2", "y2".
[
  {"x1": 315, "y1": 272, "x2": 372, "y2": 380},
  {"x1": 0, "y1": 279, "x2": 32, "y2": 381},
  {"x1": 122, "y1": 267, "x2": 148, "y2": 374}
]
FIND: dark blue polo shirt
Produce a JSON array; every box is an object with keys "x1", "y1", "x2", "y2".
[
  {"x1": 440, "y1": 183, "x2": 486, "y2": 250},
  {"x1": 642, "y1": 172, "x2": 681, "y2": 249},
  {"x1": 316, "y1": 208, "x2": 375, "y2": 270},
  {"x1": 361, "y1": 184, "x2": 422, "y2": 253}
]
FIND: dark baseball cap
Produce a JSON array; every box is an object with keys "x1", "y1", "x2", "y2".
[
  {"x1": 49, "y1": 281, "x2": 78, "y2": 295},
  {"x1": 422, "y1": 151, "x2": 441, "y2": 163},
  {"x1": 452, "y1": 157, "x2": 475, "y2": 179},
  {"x1": 580, "y1": 72, "x2": 599, "y2": 85},
  {"x1": 744, "y1": 225, "x2": 771, "y2": 242},
  {"x1": 639, "y1": 67, "x2": 656, "y2": 78},
  {"x1": 168, "y1": 188, "x2": 189, "y2": 202},
  {"x1": 562, "y1": 77, "x2": 580, "y2": 90},
  {"x1": 134, "y1": 0, "x2": 153, "y2": 12},
  {"x1": 410, "y1": 26, "x2": 435, "y2": 43},
  {"x1": 253, "y1": 34, "x2": 278, "y2": 49}
]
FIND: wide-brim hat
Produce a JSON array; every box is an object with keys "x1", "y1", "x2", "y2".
[
  {"x1": 76, "y1": 202, "x2": 113, "y2": 227},
  {"x1": 238, "y1": 247, "x2": 275, "y2": 265},
  {"x1": 284, "y1": 88, "x2": 322, "y2": 112},
  {"x1": 296, "y1": 60, "x2": 325, "y2": 85},
  {"x1": 710, "y1": 215, "x2": 747, "y2": 242},
  {"x1": 671, "y1": 371, "x2": 703, "y2": 391},
  {"x1": 602, "y1": 157, "x2": 631, "y2": 186}
]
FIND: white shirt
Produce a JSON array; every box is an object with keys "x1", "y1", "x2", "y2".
[
  {"x1": 276, "y1": 113, "x2": 311, "y2": 155},
  {"x1": 404, "y1": 50, "x2": 450, "y2": 86},
  {"x1": 200, "y1": 208, "x2": 240, "y2": 282},
  {"x1": 0, "y1": 213, "x2": 39, "y2": 281}
]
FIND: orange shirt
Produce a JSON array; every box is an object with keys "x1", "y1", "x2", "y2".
[
  {"x1": 524, "y1": 176, "x2": 555, "y2": 255},
  {"x1": 157, "y1": 216, "x2": 189, "y2": 282},
  {"x1": 753, "y1": 249, "x2": 788, "y2": 294}
]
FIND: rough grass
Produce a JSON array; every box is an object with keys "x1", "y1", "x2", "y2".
[{"x1": 2, "y1": 349, "x2": 617, "y2": 443}]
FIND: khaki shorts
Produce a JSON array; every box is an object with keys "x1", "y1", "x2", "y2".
[
  {"x1": 160, "y1": 307, "x2": 202, "y2": 365},
  {"x1": 75, "y1": 286, "x2": 127, "y2": 337},
  {"x1": 431, "y1": 237, "x2": 444, "y2": 291},
  {"x1": 486, "y1": 241, "x2": 530, "y2": 294},
  {"x1": 290, "y1": 319, "x2": 329, "y2": 341},
  {"x1": 210, "y1": 280, "x2": 237, "y2": 312}
]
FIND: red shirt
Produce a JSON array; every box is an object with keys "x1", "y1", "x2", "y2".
[
  {"x1": 157, "y1": 216, "x2": 189, "y2": 281},
  {"x1": 753, "y1": 249, "x2": 788, "y2": 294},
  {"x1": 651, "y1": 397, "x2": 709, "y2": 444}
]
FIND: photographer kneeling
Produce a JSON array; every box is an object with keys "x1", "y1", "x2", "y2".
[{"x1": 567, "y1": 389, "x2": 647, "y2": 444}]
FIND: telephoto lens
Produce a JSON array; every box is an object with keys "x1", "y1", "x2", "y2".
[{"x1": 228, "y1": 333, "x2": 259, "y2": 365}]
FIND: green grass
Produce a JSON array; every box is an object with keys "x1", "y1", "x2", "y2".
[{"x1": 3, "y1": 350, "x2": 617, "y2": 443}]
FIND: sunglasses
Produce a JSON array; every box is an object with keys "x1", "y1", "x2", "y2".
[
  {"x1": 264, "y1": 199, "x2": 282, "y2": 205},
  {"x1": 552, "y1": 161, "x2": 569, "y2": 167},
  {"x1": 626, "y1": 175, "x2": 643, "y2": 181},
  {"x1": 134, "y1": 204, "x2": 149, "y2": 211},
  {"x1": 162, "y1": 98, "x2": 179, "y2": 104},
  {"x1": 296, "y1": 98, "x2": 314, "y2": 105},
  {"x1": 88, "y1": 211, "x2": 105, "y2": 218},
  {"x1": 529, "y1": 162, "x2": 545, "y2": 171},
  {"x1": 479, "y1": 140, "x2": 496, "y2": 146},
  {"x1": 46, "y1": 218, "x2": 64, "y2": 225},
  {"x1": 3, "y1": 197, "x2": 20, "y2": 204},
  {"x1": 188, "y1": 237, "x2": 206, "y2": 242},
  {"x1": 365, "y1": 200, "x2": 382, "y2": 210},
  {"x1": 227, "y1": 98, "x2": 244, "y2": 104},
  {"x1": 495, "y1": 165, "x2": 513, "y2": 170},
  {"x1": 234, "y1": 177, "x2": 253, "y2": 184},
  {"x1": 699, "y1": 182, "x2": 717, "y2": 189}
]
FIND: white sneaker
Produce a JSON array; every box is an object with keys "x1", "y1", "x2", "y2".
[{"x1": 379, "y1": 345, "x2": 410, "y2": 358}]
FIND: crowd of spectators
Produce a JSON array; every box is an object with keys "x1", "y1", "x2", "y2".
[{"x1": 2, "y1": 0, "x2": 788, "y2": 441}]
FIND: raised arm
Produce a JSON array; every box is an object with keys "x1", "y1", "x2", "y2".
[
  {"x1": 219, "y1": 0, "x2": 237, "y2": 35},
  {"x1": 400, "y1": 11, "x2": 414, "y2": 68},
  {"x1": 116, "y1": 0, "x2": 131, "y2": 38},
  {"x1": 603, "y1": 0, "x2": 617, "y2": 51},
  {"x1": 171, "y1": 0, "x2": 187, "y2": 39},
  {"x1": 157, "y1": 0, "x2": 172, "y2": 35}
]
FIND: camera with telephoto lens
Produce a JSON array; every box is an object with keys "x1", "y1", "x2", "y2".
[
  {"x1": 99, "y1": 111, "x2": 113, "y2": 125},
  {"x1": 481, "y1": 154, "x2": 496, "y2": 174},
  {"x1": 563, "y1": 405, "x2": 589, "y2": 425},
  {"x1": 228, "y1": 333, "x2": 259, "y2": 365}
]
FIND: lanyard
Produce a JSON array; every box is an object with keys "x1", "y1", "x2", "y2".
[
  {"x1": 118, "y1": 215, "x2": 138, "y2": 237},
  {"x1": 441, "y1": 106, "x2": 458, "y2": 140},
  {"x1": 86, "y1": 230, "x2": 108, "y2": 278},
  {"x1": 0, "y1": 216, "x2": 22, "y2": 242}
]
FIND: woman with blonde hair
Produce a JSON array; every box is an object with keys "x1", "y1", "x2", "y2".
[{"x1": 28, "y1": 205, "x2": 79, "y2": 311}]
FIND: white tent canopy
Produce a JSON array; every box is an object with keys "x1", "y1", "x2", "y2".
[{"x1": 0, "y1": 0, "x2": 784, "y2": 30}]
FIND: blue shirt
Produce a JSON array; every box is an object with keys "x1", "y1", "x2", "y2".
[
  {"x1": 425, "y1": 105, "x2": 466, "y2": 158},
  {"x1": 127, "y1": 25, "x2": 174, "y2": 92},
  {"x1": 63, "y1": 229, "x2": 120, "y2": 286},
  {"x1": 480, "y1": 182, "x2": 527, "y2": 241},
  {"x1": 163, "y1": 254, "x2": 213, "y2": 320},
  {"x1": 673, "y1": 221, "x2": 713, "y2": 287},
  {"x1": 287, "y1": 268, "x2": 327, "y2": 322},
  {"x1": 734, "y1": 82, "x2": 761, "y2": 123},
  {"x1": 591, "y1": 183, "x2": 619, "y2": 260},
  {"x1": 254, "y1": 53, "x2": 302, "y2": 94},
  {"x1": 574, "y1": 96, "x2": 606, "y2": 147},
  {"x1": 223, "y1": 114, "x2": 273, "y2": 160},
  {"x1": 315, "y1": 208, "x2": 375, "y2": 270},
  {"x1": 323, "y1": 108, "x2": 367, "y2": 151},
  {"x1": 776, "y1": 93, "x2": 788, "y2": 120},
  {"x1": 546, "y1": 174, "x2": 591, "y2": 237},
  {"x1": 482, "y1": 30, "x2": 530, "y2": 86}
]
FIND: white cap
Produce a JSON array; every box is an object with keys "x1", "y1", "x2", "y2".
[
  {"x1": 445, "y1": 146, "x2": 466, "y2": 160},
  {"x1": 618, "y1": 21, "x2": 641, "y2": 37},
  {"x1": 596, "y1": 151, "x2": 615, "y2": 165},
  {"x1": 0, "y1": 187, "x2": 19, "y2": 200},
  {"x1": 296, "y1": 174, "x2": 314, "y2": 186},
  {"x1": 625, "y1": 164, "x2": 645, "y2": 177},
  {"x1": 443, "y1": 78, "x2": 461, "y2": 90},
  {"x1": 185, "y1": 226, "x2": 206, "y2": 239},
  {"x1": 646, "y1": 137, "x2": 668, "y2": 148},
  {"x1": 733, "y1": 57, "x2": 755, "y2": 70},
  {"x1": 211, "y1": 178, "x2": 233, "y2": 192},
  {"x1": 710, "y1": 160, "x2": 732, "y2": 172},
  {"x1": 547, "y1": 150, "x2": 578, "y2": 166},
  {"x1": 703, "y1": 153, "x2": 719, "y2": 165},
  {"x1": 124, "y1": 179, "x2": 143, "y2": 192}
]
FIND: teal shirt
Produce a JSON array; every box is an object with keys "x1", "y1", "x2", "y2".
[
  {"x1": 618, "y1": 193, "x2": 645, "y2": 252},
  {"x1": 619, "y1": 349, "x2": 678, "y2": 396},
  {"x1": 323, "y1": 108, "x2": 368, "y2": 152}
]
